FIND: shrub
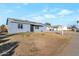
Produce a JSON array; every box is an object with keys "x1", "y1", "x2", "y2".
[{"x1": 0, "y1": 25, "x2": 8, "y2": 32}]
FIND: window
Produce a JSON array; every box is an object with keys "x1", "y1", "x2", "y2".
[
  {"x1": 35, "y1": 26, "x2": 39, "y2": 29},
  {"x1": 18, "y1": 24, "x2": 23, "y2": 29}
]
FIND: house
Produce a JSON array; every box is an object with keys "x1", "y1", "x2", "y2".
[
  {"x1": 6, "y1": 18, "x2": 46, "y2": 34},
  {"x1": 53, "y1": 25, "x2": 62, "y2": 31},
  {"x1": 44, "y1": 25, "x2": 54, "y2": 32},
  {"x1": 6, "y1": 18, "x2": 69, "y2": 34},
  {"x1": 62, "y1": 26, "x2": 68, "y2": 30},
  {"x1": 53, "y1": 25, "x2": 68, "y2": 31}
]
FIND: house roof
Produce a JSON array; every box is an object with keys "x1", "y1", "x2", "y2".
[
  {"x1": 6, "y1": 18, "x2": 44, "y2": 26},
  {"x1": 52, "y1": 25, "x2": 62, "y2": 28}
]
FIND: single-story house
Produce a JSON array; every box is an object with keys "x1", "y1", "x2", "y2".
[
  {"x1": 45, "y1": 25, "x2": 54, "y2": 32},
  {"x1": 53, "y1": 25, "x2": 62, "y2": 31},
  {"x1": 6, "y1": 18, "x2": 69, "y2": 34},
  {"x1": 62, "y1": 26, "x2": 68, "y2": 30},
  {"x1": 6, "y1": 18, "x2": 48, "y2": 34},
  {"x1": 53, "y1": 25, "x2": 68, "y2": 31}
]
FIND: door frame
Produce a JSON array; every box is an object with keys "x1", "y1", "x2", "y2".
[{"x1": 30, "y1": 24, "x2": 34, "y2": 32}]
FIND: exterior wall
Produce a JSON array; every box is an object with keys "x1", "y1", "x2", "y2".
[
  {"x1": 46, "y1": 27, "x2": 50, "y2": 31},
  {"x1": 62, "y1": 27, "x2": 68, "y2": 30},
  {"x1": 53, "y1": 27, "x2": 62, "y2": 31},
  {"x1": 45, "y1": 26, "x2": 54, "y2": 32},
  {"x1": 33, "y1": 26, "x2": 46, "y2": 32},
  {"x1": 8, "y1": 22, "x2": 46, "y2": 33},
  {"x1": 8, "y1": 22, "x2": 68, "y2": 34},
  {"x1": 58, "y1": 27, "x2": 62, "y2": 31},
  {"x1": 53, "y1": 26, "x2": 68, "y2": 31},
  {"x1": 8, "y1": 20, "x2": 54, "y2": 33},
  {"x1": 8, "y1": 22, "x2": 30, "y2": 34}
]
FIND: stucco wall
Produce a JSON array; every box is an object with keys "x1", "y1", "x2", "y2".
[
  {"x1": 8, "y1": 22, "x2": 30, "y2": 34},
  {"x1": 33, "y1": 26, "x2": 46, "y2": 32},
  {"x1": 8, "y1": 22, "x2": 47, "y2": 33}
]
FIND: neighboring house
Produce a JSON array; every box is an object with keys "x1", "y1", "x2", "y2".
[
  {"x1": 62, "y1": 26, "x2": 68, "y2": 30},
  {"x1": 53, "y1": 25, "x2": 68, "y2": 31},
  {"x1": 53, "y1": 25, "x2": 62, "y2": 31},
  {"x1": 45, "y1": 25, "x2": 54, "y2": 32},
  {"x1": 6, "y1": 18, "x2": 47, "y2": 33}
]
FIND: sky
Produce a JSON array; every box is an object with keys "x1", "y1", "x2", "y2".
[{"x1": 0, "y1": 3, "x2": 79, "y2": 26}]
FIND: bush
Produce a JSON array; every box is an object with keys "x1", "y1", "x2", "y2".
[{"x1": 0, "y1": 25, "x2": 7, "y2": 32}]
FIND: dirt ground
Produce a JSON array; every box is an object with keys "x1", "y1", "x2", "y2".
[
  {"x1": 0, "y1": 31, "x2": 74, "y2": 56},
  {"x1": 58, "y1": 32, "x2": 79, "y2": 56},
  {"x1": 3, "y1": 32, "x2": 73, "y2": 56}
]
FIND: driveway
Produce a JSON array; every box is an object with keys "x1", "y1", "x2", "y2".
[{"x1": 58, "y1": 32, "x2": 79, "y2": 56}]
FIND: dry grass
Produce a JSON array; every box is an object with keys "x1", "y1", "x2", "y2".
[{"x1": 7, "y1": 32, "x2": 74, "y2": 56}]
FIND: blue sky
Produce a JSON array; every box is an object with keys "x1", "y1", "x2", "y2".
[{"x1": 0, "y1": 3, "x2": 79, "y2": 26}]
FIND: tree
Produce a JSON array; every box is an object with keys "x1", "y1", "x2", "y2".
[
  {"x1": 77, "y1": 20, "x2": 79, "y2": 24},
  {"x1": 70, "y1": 25, "x2": 77, "y2": 31},
  {"x1": 71, "y1": 25, "x2": 77, "y2": 29},
  {"x1": 0, "y1": 24, "x2": 7, "y2": 32},
  {"x1": 45, "y1": 23, "x2": 51, "y2": 26}
]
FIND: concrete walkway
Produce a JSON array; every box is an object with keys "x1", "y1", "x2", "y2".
[{"x1": 59, "y1": 33, "x2": 79, "y2": 56}]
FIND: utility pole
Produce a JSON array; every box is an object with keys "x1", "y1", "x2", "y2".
[
  {"x1": 61, "y1": 25, "x2": 64, "y2": 36},
  {"x1": 76, "y1": 20, "x2": 79, "y2": 32}
]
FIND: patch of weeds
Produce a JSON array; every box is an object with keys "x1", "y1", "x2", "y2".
[
  {"x1": 25, "y1": 40, "x2": 39, "y2": 55},
  {"x1": 30, "y1": 47, "x2": 39, "y2": 52},
  {"x1": 26, "y1": 32, "x2": 32, "y2": 37},
  {"x1": 29, "y1": 41, "x2": 39, "y2": 53},
  {"x1": 19, "y1": 32, "x2": 32, "y2": 37},
  {"x1": 41, "y1": 33, "x2": 45, "y2": 36}
]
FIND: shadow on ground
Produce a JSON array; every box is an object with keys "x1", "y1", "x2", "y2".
[
  {"x1": 0, "y1": 33, "x2": 19, "y2": 56},
  {"x1": 0, "y1": 41, "x2": 19, "y2": 56},
  {"x1": 0, "y1": 39, "x2": 10, "y2": 43},
  {"x1": 0, "y1": 34, "x2": 17, "y2": 39}
]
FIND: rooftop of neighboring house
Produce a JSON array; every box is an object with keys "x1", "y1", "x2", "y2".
[
  {"x1": 44, "y1": 25, "x2": 53, "y2": 28},
  {"x1": 52, "y1": 25, "x2": 62, "y2": 28},
  {"x1": 6, "y1": 18, "x2": 44, "y2": 26}
]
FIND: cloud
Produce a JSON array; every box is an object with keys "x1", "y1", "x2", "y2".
[
  {"x1": 19, "y1": 15, "x2": 45, "y2": 23},
  {"x1": 58, "y1": 9, "x2": 73, "y2": 17},
  {"x1": 42, "y1": 7, "x2": 49, "y2": 13},
  {"x1": 32, "y1": 16, "x2": 45, "y2": 22},
  {"x1": 44, "y1": 14, "x2": 56, "y2": 19},
  {"x1": 50, "y1": 8, "x2": 59, "y2": 12},
  {"x1": 42, "y1": 7, "x2": 60, "y2": 13},
  {"x1": 29, "y1": 14, "x2": 56, "y2": 22},
  {"x1": 20, "y1": 14, "x2": 56, "y2": 23}
]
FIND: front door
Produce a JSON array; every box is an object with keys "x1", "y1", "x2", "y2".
[{"x1": 30, "y1": 24, "x2": 34, "y2": 32}]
